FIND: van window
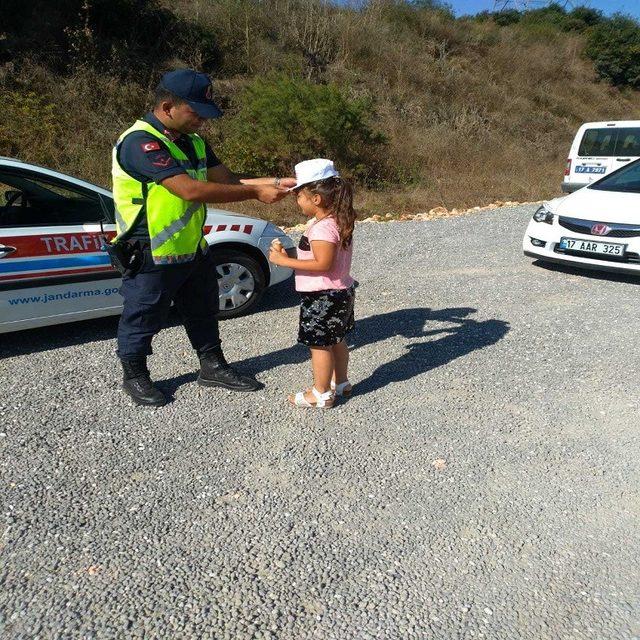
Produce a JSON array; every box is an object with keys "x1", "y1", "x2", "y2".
[
  {"x1": 578, "y1": 128, "x2": 640, "y2": 157},
  {"x1": 617, "y1": 130, "x2": 640, "y2": 155}
]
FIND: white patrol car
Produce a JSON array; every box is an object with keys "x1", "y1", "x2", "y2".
[
  {"x1": 0, "y1": 157, "x2": 295, "y2": 334},
  {"x1": 524, "y1": 158, "x2": 640, "y2": 275}
]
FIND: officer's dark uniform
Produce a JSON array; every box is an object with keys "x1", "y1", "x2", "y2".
[
  {"x1": 113, "y1": 72, "x2": 261, "y2": 406},
  {"x1": 116, "y1": 112, "x2": 223, "y2": 360}
]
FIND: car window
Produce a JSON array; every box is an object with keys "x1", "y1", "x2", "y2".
[
  {"x1": 615, "y1": 129, "x2": 640, "y2": 155},
  {"x1": 578, "y1": 128, "x2": 640, "y2": 157},
  {"x1": 578, "y1": 129, "x2": 617, "y2": 156},
  {"x1": 589, "y1": 160, "x2": 640, "y2": 193},
  {"x1": 0, "y1": 170, "x2": 106, "y2": 227}
]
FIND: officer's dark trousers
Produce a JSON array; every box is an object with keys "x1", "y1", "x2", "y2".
[{"x1": 117, "y1": 247, "x2": 221, "y2": 359}]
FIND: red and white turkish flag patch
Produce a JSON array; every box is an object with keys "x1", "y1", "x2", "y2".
[{"x1": 141, "y1": 141, "x2": 161, "y2": 153}]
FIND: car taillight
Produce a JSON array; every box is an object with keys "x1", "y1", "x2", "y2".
[{"x1": 564, "y1": 158, "x2": 571, "y2": 176}]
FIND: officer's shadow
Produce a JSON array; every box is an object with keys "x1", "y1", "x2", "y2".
[{"x1": 160, "y1": 306, "x2": 510, "y2": 399}]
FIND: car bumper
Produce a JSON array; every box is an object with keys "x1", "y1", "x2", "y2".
[{"x1": 522, "y1": 220, "x2": 640, "y2": 275}]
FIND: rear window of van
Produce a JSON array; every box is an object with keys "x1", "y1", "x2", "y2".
[{"x1": 578, "y1": 128, "x2": 640, "y2": 157}]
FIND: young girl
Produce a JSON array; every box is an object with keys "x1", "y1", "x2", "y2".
[{"x1": 269, "y1": 159, "x2": 356, "y2": 409}]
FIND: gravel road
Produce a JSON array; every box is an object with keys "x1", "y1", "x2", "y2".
[{"x1": 1, "y1": 204, "x2": 638, "y2": 639}]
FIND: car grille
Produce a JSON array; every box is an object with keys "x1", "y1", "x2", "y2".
[{"x1": 558, "y1": 216, "x2": 640, "y2": 238}]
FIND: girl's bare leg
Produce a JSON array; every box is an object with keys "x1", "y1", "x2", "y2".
[
  {"x1": 331, "y1": 340, "x2": 350, "y2": 385},
  {"x1": 309, "y1": 346, "x2": 334, "y2": 396}
]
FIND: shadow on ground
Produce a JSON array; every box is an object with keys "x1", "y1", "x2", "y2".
[
  {"x1": 159, "y1": 306, "x2": 510, "y2": 399},
  {"x1": 0, "y1": 279, "x2": 297, "y2": 359},
  {"x1": 2, "y1": 279, "x2": 509, "y2": 401},
  {"x1": 533, "y1": 259, "x2": 640, "y2": 285}
]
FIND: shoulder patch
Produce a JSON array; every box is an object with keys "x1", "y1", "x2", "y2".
[
  {"x1": 151, "y1": 154, "x2": 172, "y2": 168},
  {"x1": 141, "y1": 141, "x2": 161, "y2": 153}
]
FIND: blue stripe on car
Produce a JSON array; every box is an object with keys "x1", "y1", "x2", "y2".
[{"x1": 0, "y1": 255, "x2": 111, "y2": 274}]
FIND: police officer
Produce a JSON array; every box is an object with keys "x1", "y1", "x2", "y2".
[{"x1": 111, "y1": 69, "x2": 293, "y2": 406}]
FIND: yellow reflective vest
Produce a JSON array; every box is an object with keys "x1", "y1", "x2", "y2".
[{"x1": 112, "y1": 120, "x2": 208, "y2": 264}]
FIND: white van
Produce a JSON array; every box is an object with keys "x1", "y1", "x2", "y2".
[{"x1": 562, "y1": 121, "x2": 640, "y2": 193}]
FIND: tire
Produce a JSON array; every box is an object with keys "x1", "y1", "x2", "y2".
[{"x1": 213, "y1": 248, "x2": 266, "y2": 319}]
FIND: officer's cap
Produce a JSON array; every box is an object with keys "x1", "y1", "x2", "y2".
[{"x1": 159, "y1": 69, "x2": 222, "y2": 119}]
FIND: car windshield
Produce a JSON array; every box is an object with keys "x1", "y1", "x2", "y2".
[{"x1": 589, "y1": 160, "x2": 640, "y2": 193}]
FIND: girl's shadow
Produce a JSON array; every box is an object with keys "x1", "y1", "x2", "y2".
[{"x1": 352, "y1": 310, "x2": 509, "y2": 396}]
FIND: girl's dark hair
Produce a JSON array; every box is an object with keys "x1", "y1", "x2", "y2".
[{"x1": 299, "y1": 176, "x2": 356, "y2": 249}]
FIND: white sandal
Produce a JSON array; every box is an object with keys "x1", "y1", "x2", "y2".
[
  {"x1": 289, "y1": 387, "x2": 334, "y2": 409},
  {"x1": 331, "y1": 380, "x2": 353, "y2": 397}
]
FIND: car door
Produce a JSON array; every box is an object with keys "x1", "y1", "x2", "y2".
[{"x1": 0, "y1": 165, "x2": 121, "y2": 334}]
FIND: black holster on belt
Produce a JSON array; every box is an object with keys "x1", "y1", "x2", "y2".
[
  {"x1": 103, "y1": 186, "x2": 148, "y2": 277},
  {"x1": 103, "y1": 239, "x2": 144, "y2": 277}
]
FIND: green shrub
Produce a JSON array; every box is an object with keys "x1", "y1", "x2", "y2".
[
  {"x1": 217, "y1": 76, "x2": 388, "y2": 184},
  {"x1": 492, "y1": 10, "x2": 521, "y2": 27},
  {"x1": 585, "y1": 15, "x2": 640, "y2": 88},
  {"x1": 488, "y1": 4, "x2": 602, "y2": 33},
  {"x1": 568, "y1": 7, "x2": 603, "y2": 30}
]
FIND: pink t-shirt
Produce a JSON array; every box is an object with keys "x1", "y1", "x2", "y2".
[{"x1": 295, "y1": 216, "x2": 354, "y2": 292}]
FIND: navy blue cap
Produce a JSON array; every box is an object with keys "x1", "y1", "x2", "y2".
[{"x1": 160, "y1": 69, "x2": 223, "y2": 119}]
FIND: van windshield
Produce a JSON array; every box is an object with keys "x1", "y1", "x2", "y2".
[
  {"x1": 589, "y1": 159, "x2": 640, "y2": 193},
  {"x1": 578, "y1": 128, "x2": 640, "y2": 157}
]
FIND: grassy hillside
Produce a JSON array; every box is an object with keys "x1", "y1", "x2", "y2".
[{"x1": 1, "y1": 1, "x2": 640, "y2": 226}]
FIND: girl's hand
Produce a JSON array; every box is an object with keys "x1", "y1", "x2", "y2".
[{"x1": 268, "y1": 247, "x2": 286, "y2": 265}]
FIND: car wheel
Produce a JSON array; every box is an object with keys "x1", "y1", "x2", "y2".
[{"x1": 213, "y1": 249, "x2": 266, "y2": 319}]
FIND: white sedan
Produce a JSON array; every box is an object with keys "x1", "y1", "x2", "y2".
[
  {"x1": 523, "y1": 158, "x2": 640, "y2": 275},
  {"x1": 0, "y1": 157, "x2": 295, "y2": 334}
]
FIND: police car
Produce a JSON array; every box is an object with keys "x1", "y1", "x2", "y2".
[
  {"x1": 0, "y1": 157, "x2": 295, "y2": 334},
  {"x1": 524, "y1": 158, "x2": 640, "y2": 275}
]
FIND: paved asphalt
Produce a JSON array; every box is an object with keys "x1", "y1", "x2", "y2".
[{"x1": 1, "y1": 205, "x2": 638, "y2": 639}]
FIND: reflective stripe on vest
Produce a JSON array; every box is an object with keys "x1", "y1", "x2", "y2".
[{"x1": 150, "y1": 201, "x2": 202, "y2": 252}]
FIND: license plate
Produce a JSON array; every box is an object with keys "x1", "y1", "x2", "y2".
[
  {"x1": 559, "y1": 237, "x2": 625, "y2": 256},
  {"x1": 575, "y1": 166, "x2": 606, "y2": 174}
]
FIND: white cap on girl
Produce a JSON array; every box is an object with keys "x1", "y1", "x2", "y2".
[{"x1": 292, "y1": 158, "x2": 340, "y2": 190}]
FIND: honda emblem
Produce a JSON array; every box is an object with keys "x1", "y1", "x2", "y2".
[{"x1": 591, "y1": 223, "x2": 610, "y2": 236}]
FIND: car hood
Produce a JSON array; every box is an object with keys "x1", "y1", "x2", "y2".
[
  {"x1": 547, "y1": 188, "x2": 640, "y2": 224},
  {"x1": 205, "y1": 207, "x2": 269, "y2": 235}
]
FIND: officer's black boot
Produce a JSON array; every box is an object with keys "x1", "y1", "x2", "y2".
[
  {"x1": 121, "y1": 357, "x2": 168, "y2": 407},
  {"x1": 197, "y1": 347, "x2": 262, "y2": 392}
]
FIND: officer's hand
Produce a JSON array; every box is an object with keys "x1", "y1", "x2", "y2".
[{"x1": 256, "y1": 185, "x2": 289, "y2": 204}]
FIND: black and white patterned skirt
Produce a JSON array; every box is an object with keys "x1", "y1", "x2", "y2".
[{"x1": 297, "y1": 286, "x2": 355, "y2": 347}]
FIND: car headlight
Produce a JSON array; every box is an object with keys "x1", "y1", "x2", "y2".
[{"x1": 532, "y1": 205, "x2": 554, "y2": 224}]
